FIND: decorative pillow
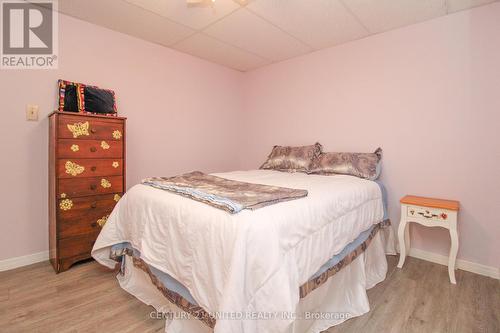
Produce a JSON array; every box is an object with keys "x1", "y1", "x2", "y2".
[
  {"x1": 260, "y1": 143, "x2": 323, "y2": 172},
  {"x1": 57, "y1": 79, "x2": 117, "y2": 116},
  {"x1": 58, "y1": 80, "x2": 83, "y2": 112},
  {"x1": 309, "y1": 148, "x2": 382, "y2": 180},
  {"x1": 81, "y1": 86, "x2": 117, "y2": 115}
]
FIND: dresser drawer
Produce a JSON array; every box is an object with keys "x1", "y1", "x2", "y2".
[
  {"x1": 58, "y1": 232, "x2": 99, "y2": 259},
  {"x1": 58, "y1": 115, "x2": 124, "y2": 141},
  {"x1": 58, "y1": 159, "x2": 123, "y2": 178},
  {"x1": 59, "y1": 176, "x2": 123, "y2": 198},
  {"x1": 58, "y1": 194, "x2": 120, "y2": 238},
  {"x1": 58, "y1": 139, "x2": 123, "y2": 159}
]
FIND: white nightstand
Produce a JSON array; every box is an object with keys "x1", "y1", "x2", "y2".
[{"x1": 397, "y1": 195, "x2": 460, "y2": 284}]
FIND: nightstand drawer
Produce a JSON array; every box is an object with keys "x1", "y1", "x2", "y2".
[{"x1": 406, "y1": 205, "x2": 450, "y2": 222}]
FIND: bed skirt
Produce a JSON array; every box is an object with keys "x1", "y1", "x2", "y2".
[{"x1": 116, "y1": 226, "x2": 394, "y2": 333}]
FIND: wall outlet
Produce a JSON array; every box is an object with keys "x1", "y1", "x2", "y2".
[{"x1": 26, "y1": 104, "x2": 39, "y2": 121}]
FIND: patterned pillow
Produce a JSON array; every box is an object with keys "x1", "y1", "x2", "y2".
[
  {"x1": 57, "y1": 79, "x2": 117, "y2": 116},
  {"x1": 58, "y1": 80, "x2": 83, "y2": 112},
  {"x1": 309, "y1": 148, "x2": 382, "y2": 180},
  {"x1": 260, "y1": 143, "x2": 323, "y2": 172}
]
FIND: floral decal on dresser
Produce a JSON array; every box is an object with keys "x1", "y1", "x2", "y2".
[
  {"x1": 112, "y1": 130, "x2": 122, "y2": 140},
  {"x1": 100, "y1": 141, "x2": 110, "y2": 150},
  {"x1": 70, "y1": 144, "x2": 79, "y2": 152},
  {"x1": 67, "y1": 121, "x2": 90, "y2": 138},
  {"x1": 65, "y1": 161, "x2": 85, "y2": 176},
  {"x1": 59, "y1": 199, "x2": 73, "y2": 211},
  {"x1": 101, "y1": 178, "x2": 111, "y2": 188},
  {"x1": 97, "y1": 215, "x2": 109, "y2": 227}
]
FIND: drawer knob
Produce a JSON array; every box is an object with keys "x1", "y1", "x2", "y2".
[
  {"x1": 90, "y1": 147, "x2": 97, "y2": 153},
  {"x1": 91, "y1": 222, "x2": 98, "y2": 228},
  {"x1": 90, "y1": 128, "x2": 97, "y2": 134},
  {"x1": 90, "y1": 184, "x2": 97, "y2": 190},
  {"x1": 91, "y1": 166, "x2": 97, "y2": 172},
  {"x1": 90, "y1": 202, "x2": 97, "y2": 209},
  {"x1": 418, "y1": 211, "x2": 438, "y2": 219}
]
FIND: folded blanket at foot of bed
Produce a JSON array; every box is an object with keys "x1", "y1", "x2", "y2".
[
  {"x1": 110, "y1": 219, "x2": 391, "y2": 329},
  {"x1": 141, "y1": 171, "x2": 308, "y2": 213}
]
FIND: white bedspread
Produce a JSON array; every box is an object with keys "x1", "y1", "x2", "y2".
[{"x1": 92, "y1": 170, "x2": 384, "y2": 333}]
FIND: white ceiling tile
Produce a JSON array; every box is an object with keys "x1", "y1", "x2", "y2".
[
  {"x1": 447, "y1": 0, "x2": 498, "y2": 13},
  {"x1": 58, "y1": 0, "x2": 194, "y2": 46},
  {"x1": 41, "y1": 0, "x2": 500, "y2": 71},
  {"x1": 124, "y1": 0, "x2": 240, "y2": 30},
  {"x1": 247, "y1": 0, "x2": 369, "y2": 49},
  {"x1": 343, "y1": 0, "x2": 447, "y2": 33},
  {"x1": 204, "y1": 9, "x2": 312, "y2": 61},
  {"x1": 174, "y1": 33, "x2": 270, "y2": 71}
]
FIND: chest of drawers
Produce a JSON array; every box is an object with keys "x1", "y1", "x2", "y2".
[{"x1": 49, "y1": 111, "x2": 126, "y2": 273}]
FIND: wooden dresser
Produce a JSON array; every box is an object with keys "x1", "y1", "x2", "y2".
[{"x1": 49, "y1": 111, "x2": 126, "y2": 273}]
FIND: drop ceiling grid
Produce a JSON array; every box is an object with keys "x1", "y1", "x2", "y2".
[
  {"x1": 124, "y1": 0, "x2": 241, "y2": 30},
  {"x1": 202, "y1": 8, "x2": 313, "y2": 62},
  {"x1": 446, "y1": 0, "x2": 499, "y2": 13},
  {"x1": 174, "y1": 32, "x2": 271, "y2": 71},
  {"x1": 58, "y1": 0, "x2": 196, "y2": 47},
  {"x1": 120, "y1": 1, "x2": 275, "y2": 71},
  {"x1": 341, "y1": 0, "x2": 449, "y2": 33},
  {"x1": 52, "y1": 0, "x2": 500, "y2": 71},
  {"x1": 245, "y1": 0, "x2": 370, "y2": 50}
]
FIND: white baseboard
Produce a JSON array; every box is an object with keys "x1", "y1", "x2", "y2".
[
  {"x1": 0, "y1": 251, "x2": 49, "y2": 272},
  {"x1": 408, "y1": 248, "x2": 499, "y2": 280},
  {"x1": 1, "y1": 248, "x2": 498, "y2": 280}
]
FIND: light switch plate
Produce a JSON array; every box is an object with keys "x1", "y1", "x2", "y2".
[{"x1": 26, "y1": 104, "x2": 39, "y2": 121}]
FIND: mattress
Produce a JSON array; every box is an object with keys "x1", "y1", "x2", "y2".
[{"x1": 92, "y1": 170, "x2": 386, "y2": 333}]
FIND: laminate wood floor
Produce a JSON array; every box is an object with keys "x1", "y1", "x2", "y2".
[{"x1": 0, "y1": 256, "x2": 498, "y2": 333}]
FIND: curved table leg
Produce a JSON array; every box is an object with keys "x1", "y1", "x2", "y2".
[
  {"x1": 448, "y1": 228, "x2": 459, "y2": 284},
  {"x1": 397, "y1": 219, "x2": 410, "y2": 268}
]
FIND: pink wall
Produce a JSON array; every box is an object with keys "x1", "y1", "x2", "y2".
[
  {"x1": 0, "y1": 13, "x2": 243, "y2": 261},
  {"x1": 2, "y1": 4, "x2": 499, "y2": 269},
  {"x1": 240, "y1": 4, "x2": 500, "y2": 268}
]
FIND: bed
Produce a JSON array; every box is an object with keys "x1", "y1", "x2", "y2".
[{"x1": 92, "y1": 170, "x2": 396, "y2": 333}]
